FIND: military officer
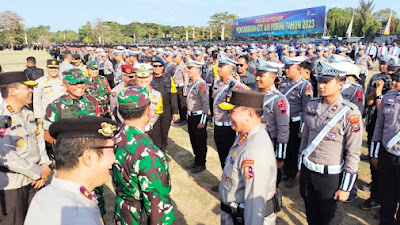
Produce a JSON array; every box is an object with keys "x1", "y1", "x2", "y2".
[
  {"x1": 0, "y1": 72, "x2": 51, "y2": 225},
  {"x1": 24, "y1": 117, "x2": 119, "y2": 225},
  {"x1": 33, "y1": 59, "x2": 66, "y2": 125},
  {"x1": 134, "y1": 63, "x2": 164, "y2": 148},
  {"x1": 355, "y1": 45, "x2": 373, "y2": 88},
  {"x1": 85, "y1": 61, "x2": 112, "y2": 118},
  {"x1": 173, "y1": 54, "x2": 189, "y2": 125},
  {"x1": 184, "y1": 59, "x2": 209, "y2": 173},
  {"x1": 219, "y1": 90, "x2": 278, "y2": 225},
  {"x1": 150, "y1": 56, "x2": 179, "y2": 152},
  {"x1": 110, "y1": 64, "x2": 137, "y2": 123},
  {"x1": 370, "y1": 69, "x2": 400, "y2": 224},
  {"x1": 296, "y1": 61, "x2": 362, "y2": 225},
  {"x1": 279, "y1": 56, "x2": 313, "y2": 188},
  {"x1": 255, "y1": 59, "x2": 290, "y2": 185},
  {"x1": 112, "y1": 87, "x2": 175, "y2": 225},
  {"x1": 212, "y1": 53, "x2": 243, "y2": 191}
]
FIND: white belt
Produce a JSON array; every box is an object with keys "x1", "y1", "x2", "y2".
[
  {"x1": 291, "y1": 116, "x2": 301, "y2": 122},
  {"x1": 187, "y1": 110, "x2": 202, "y2": 116},
  {"x1": 175, "y1": 83, "x2": 184, "y2": 87},
  {"x1": 145, "y1": 124, "x2": 153, "y2": 132},
  {"x1": 214, "y1": 121, "x2": 232, "y2": 126},
  {"x1": 387, "y1": 149, "x2": 400, "y2": 157},
  {"x1": 303, "y1": 157, "x2": 343, "y2": 175}
]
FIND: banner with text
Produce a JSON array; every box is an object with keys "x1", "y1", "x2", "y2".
[{"x1": 232, "y1": 6, "x2": 326, "y2": 37}]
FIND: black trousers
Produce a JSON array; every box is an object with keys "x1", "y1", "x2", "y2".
[
  {"x1": 378, "y1": 150, "x2": 400, "y2": 225},
  {"x1": 188, "y1": 115, "x2": 207, "y2": 166},
  {"x1": 0, "y1": 185, "x2": 37, "y2": 225},
  {"x1": 367, "y1": 122, "x2": 379, "y2": 202},
  {"x1": 209, "y1": 86, "x2": 214, "y2": 117},
  {"x1": 214, "y1": 125, "x2": 236, "y2": 169},
  {"x1": 148, "y1": 119, "x2": 162, "y2": 150},
  {"x1": 150, "y1": 110, "x2": 172, "y2": 151},
  {"x1": 285, "y1": 121, "x2": 301, "y2": 179},
  {"x1": 176, "y1": 87, "x2": 187, "y2": 121},
  {"x1": 300, "y1": 166, "x2": 345, "y2": 225}
]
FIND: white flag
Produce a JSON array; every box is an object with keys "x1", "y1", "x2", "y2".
[
  {"x1": 384, "y1": 10, "x2": 393, "y2": 35},
  {"x1": 186, "y1": 30, "x2": 188, "y2": 42},
  {"x1": 346, "y1": 12, "x2": 354, "y2": 37},
  {"x1": 221, "y1": 25, "x2": 225, "y2": 41},
  {"x1": 24, "y1": 33, "x2": 28, "y2": 45}
]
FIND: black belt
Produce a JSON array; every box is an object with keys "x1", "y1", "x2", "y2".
[
  {"x1": 0, "y1": 166, "x2": 10, "y2": 173},
  {"x1": 221, "y1": 196, "x2": 276, "y2": 218}
]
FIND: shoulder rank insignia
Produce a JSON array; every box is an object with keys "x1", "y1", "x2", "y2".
[
  {"x1": 238, "y1": 133, "x2": 248, "y2": 145},
  {"x1": 80, "y1": 186, "x2": 94, "y2": 201},
  {"x1": 6, "y1": 105, "x2": 15, "y2": 113}
]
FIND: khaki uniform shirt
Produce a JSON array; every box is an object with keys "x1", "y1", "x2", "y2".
[
  {"x1": 187, "y1": 77, "x2": 209, "y2": 124},
  {"x1": 212, "y1": 77, "x2": 243, "y2": 123},
  {"x1": 33, "y1": 75, "x2": 66, "y2": 119}
]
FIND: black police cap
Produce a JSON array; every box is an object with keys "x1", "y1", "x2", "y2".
[
  {"x1": 49, "y1": 116, "x2": 120, "y2": 139},
  {"x1": 230, "y1": 90, "x2": 264, "y2": 110},
  {"x1": 0, "y1": 71, "x2": 37, "y2": 86}
]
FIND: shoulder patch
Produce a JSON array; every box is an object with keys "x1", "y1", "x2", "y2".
[
  {"x1": 356, "y1": 90, "x2": 363, "y2": 102},
  {"x1": 243, "y1": 165, "x2": 254, "y2": 179},
  {"x1": 277, "y1": 99, "x2": 287, "y2": 114},
  {"x1": 241, "y1": 159, "x2": 254, "y2": 166},
  {"x1": 349, "y1": 114, "x2": 361, "y2": 133},
  {"x1": 199, "y1": 83, "x2": 206, "y2": 94},
  {"x1": 305, "y1": 84, "x2": 312, "y2": 96}
]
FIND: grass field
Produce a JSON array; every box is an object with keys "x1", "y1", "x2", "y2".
[{"x1": 0, "y1": 49, "x2": 379, "y2": 225}]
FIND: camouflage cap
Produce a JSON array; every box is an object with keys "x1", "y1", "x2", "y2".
[
  {"x1": 62, "y1": 69, "x2": 86, "y2": 84},
  {"x1": 87, "y1": 61, "x2": 98, "y2": 70},
  {"x1": 118, "y1": 86, "x2": 150, "y2": 110}
]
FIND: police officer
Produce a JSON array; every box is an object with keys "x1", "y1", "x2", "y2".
[
  {"x1": 370, "y1": 69, "x2": 400, "y2": 224},
  {"x1": 113, "y1": 49, "x2": 126, "y2": 85},
  {"x1": 164, "y1": 51, "x2": 176, "y2": 78},
  {"x1": 24, "y1": 117, "x2": 119, "y2": 225},
  {"x1": 134, "y1": 63, "x2": 163, "y2": 148},
  {"x1": 58, "y1": 50, "x2": 74, "y2": 76},
  {"x1": 112, "y1": 87, "x2": 175, "y2": 225},
  {"x1": 212, "y1": 53, "x2": 243, "y2": 191},
  {"x1": 219, "y1": 90, "x2": 278, "y2": 225},
  {"x1": 355, "y1": 45, "x2": 373, "y2": 88},
  {"x1": 296, "y1": 61, "x2": 362, "y2": 225},
  {"x1": 85, "y1": 61, "x2": 111, "y2": 118},
  {"x1": 33, "y1": 60, "x2": 66, "y2": 125},
  {"x1": 150, "y1": 56, "x2": 179, "y2": 152},
  {"x1": 339, "y1": 62, "x2": 365, "y2": 114},
  {"x1": 110, "y1": 64, "x2": 137, "y2": 123},
  {"x1": 279, "y1": 57, "x2": 313, "y2": 188},
  {"x1": 248, "y1": 49, "x2": 258, "y2": 75},
  {"x1": 99, "y1": 52, "x2": 115, "y2": 88},
  {"x1": 0, "y1": 72, "x2": 51, "y2": 225},
  {"x1": 256, "y1": 59, "x2": 290, "y2": 185},
  {"x1": 184, "y1": 59, "x2": 209, "y2": 173},
  {"x1": 173, "y1": 53, "x2": 189, "y2": 125}
]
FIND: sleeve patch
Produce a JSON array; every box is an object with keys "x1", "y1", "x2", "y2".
[
  {"x1": 349, "y1": 114, "x2": 360, "y2": 133},
  {"x1": 243, "y1": 165, "x2": 254, "y2": 179},
  {"x1": 277, "y1": 99, "x2": 287, "y2": 114},
  {"x1": 241, "y1": 159, "x2": 254, "y2": 166},
  {"x1": 305, "y1": 85, "x2": 312, "y2": 96},
  {"x1": 199, "y1": 83, "x2": 206, "y2": 94},
  {"x1": 356, "y1": 90, "x2": 363, "y2": 102}
]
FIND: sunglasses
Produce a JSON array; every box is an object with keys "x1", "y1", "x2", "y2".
[
  {"x1": 236, "y1": 64, "x2": 245, "y2": 67},
  {"x1": 152, "y1": 65, "x2": 163, "y2": 68}
]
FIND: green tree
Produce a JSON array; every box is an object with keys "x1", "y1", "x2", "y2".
[
  {"x1": 326, "y1": 7, "x2": 354, "y2": 37},
  {"x1": 208, "y1": 12, "x2": 239, "y2": 39},
  {"x1": 0, "y1": 10, "x2": 25, "y2": 45}
]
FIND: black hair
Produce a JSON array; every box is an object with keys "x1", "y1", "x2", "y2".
[
  {"x1": 238, "y1": 55, "x2": 249, "y2": 64},
  {"x1": 118, "y1": 103, "x2": 149, "y2": 120},
  {"x1": 26, "y1": 56, "x2": 36, "y2": 65},
  {"x1": 54, "y1": 137, "x2": 107, "y2": 171},
  {"x1": 0, "y1": 83, "x2": 21, "y2": 99}
]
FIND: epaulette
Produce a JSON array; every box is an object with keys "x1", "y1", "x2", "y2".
[
  {"x1": 308, "y1": 97, "x2": 321, "y2": 102},
  {"x1": 343, "y1": 99, "x2": 358, "y2": 110}
]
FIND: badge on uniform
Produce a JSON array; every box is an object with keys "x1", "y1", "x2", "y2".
[
  {"x1": 388, "y1": 98, "x2": 395, "y2": 103},
  {"x1": 6, "y1": 105, "x2": 15, "y2": 113},
  {"x1": 224, "y1": 176, "x2": 230, "y2": 185},
  {"x1": 326, "y1": 133, "x2": 337, "y2": 140},
  {"x1": 80, "y1": 186, "x2": 94, "y2": 201},
  {"x1": 243, "y1": 165, "x2": 254, "y2": 179},
  {"x1": 305, "y1": 85, "x2": 312, "y2": 96},
  {"x1": 238, "y1": 133, "x2": 248, "y2": 145},
  {"x1": 112, "y1": 92, "x2": 116, "y2": 97},
  {"x1": 384, "y1": 108, "x2": 393, "y2": 114},
  {"x1": 277, "y1": 99, "x2": 286, "y2": 114},
  {"x1": 0, "y1": 128, "x2": 6, "y2": 139},
  {"x1": 16, "y1": 138, "x2": 26, "y2": 148},
  {"x1": 349, "y1": 115, "x2": 360, "y2": 133},
  {"x1": 356, "y1": 90, "x2": 363, "y2": 102},
  {"x1": 199, "y1": 83, "x2": 206, "y2": 94}
]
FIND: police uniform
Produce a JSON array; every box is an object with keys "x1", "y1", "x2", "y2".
[
  {"x1": 0, "y1": 72, "x2": 50, "y2": 225},
  {"x1": 279, "y1": 57, "x2": 313, "y2": 184},
  {"x1": 257, "y1": 59, "x2": 290, "y2": 185},
  {"x1": 58, "y1": 51, "x2": 74, "y2": 76},
  {"x1": 112, "y1": 87, "x2": 175, "y2": 225},
  {"x1": 248, "y1": 50, "x2": 258, "y2": 75},
  {"x1": 33, "y1": 60, "x2": 66, "y2": 120},
  {"x1": 85, "y1": 61, "x2": 112, "y2": 118},
  {"x1": 113, "y1": 49, "x2": 126, "y2": 85},
  {"x1": 370, "y1": 81, "x2": 400, "y2": 224},
  {"x1": 298, "y1": 63, "x2": 362, "y2": 225},
  {"x1": 219, "y1": 90, "x2": 277, "y2": 225},
  {"x1": 150, "y1": 61, "x2": 179, "y2": 151},
  {"x1": 355, "y1": 45, "x2": 373, "y2": 87},
  {"x1": 173, "y1": 59, "x2": 189, "y2": 123},
  {"x1": 338, "y1": 62, "x2": 365, "y2": 114},
  {"x1": 25, "y1": 116, "x2": 120, "y2": 225},
  {"x1": 185, "y1": 59, "x2": 209, "y2": 172}
]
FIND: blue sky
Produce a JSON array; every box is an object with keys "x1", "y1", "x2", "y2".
[{"x1": 3, "y1": 0, "x2": 398, "y2": 32}]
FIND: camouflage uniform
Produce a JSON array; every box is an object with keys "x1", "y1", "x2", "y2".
[
  {"x1": 112, "y1": 87, "x2": 175, "y2": 225},
  {"x1": 85, "y1": 76, "x2": 111, "y2": 117}
]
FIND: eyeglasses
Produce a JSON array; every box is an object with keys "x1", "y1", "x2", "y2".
[
  {"x1": 236, "y1": 64, "x2": 245, "y2": 67},
  {"x1": 152, "y1": 65, "x2": 163, "y2": 68}
]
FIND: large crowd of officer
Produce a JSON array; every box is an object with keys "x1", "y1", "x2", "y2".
[{"x1": 1, "y1": 40, "x2": 400, "y2": 225}]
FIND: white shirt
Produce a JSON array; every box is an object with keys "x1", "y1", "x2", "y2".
[
  {"x1": 389, "y1": 46, "x2": 400, "y2": 57},
  {"x1": 377, "y1": 46, "x2": 388, "y2": 58},
  {"x1": 24, "y1": 176, "x2": 103, "y2": 225}
]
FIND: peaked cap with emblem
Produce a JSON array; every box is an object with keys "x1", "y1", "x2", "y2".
[
  {"x1": 133, "y1": 63, "x2": 153, "y2": 78},
  {"x1": 334, "y1": 62, "x2": 361, "y2": 79},
  {"x1": 186, "y1": 58, "x2": 204, "y2": 68},
  {"x1": 0, "y1": 71, "x2": 38, "y2": 86},
  {"x1": 62, "y1": 69, "x2": 85, "y2": 84},
  {"x1": 49, "y1": 116, "x2": 120, "y2": 139},
  {"x1": 285, "y1": 56, "x2": 307, "y2": 65},
  {"x1": 256, "y1": 58, "x2": 284, "y2": 72},
  {"x1": 223, "y1": 90, "x2": 264, "y2": 110},
  {"x1": 315, "y1": 61, "x2": 347, "y2": 82},
  {"x1": 327, "y1": 54, "x2": 353, "y2": 63},
  {"x1": 47, "y1": 59, "x2": 60, "y2": 68},
  {"x1": 118, "y1": 86, "x2": 150, "y2": 110},
  {"x1": 218, "y1": 53, "x2": 238, "y2": 66},
  {"x1": 151, "y1": 56, "x2": 166, "y2": 65},
  {"x1": 87, "y1": 61, "x2": 98, "y2": 70}
]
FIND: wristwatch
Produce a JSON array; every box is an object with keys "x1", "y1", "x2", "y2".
[{"x1": 375, "y1": 95, "x2": 383, "y2": 100}]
